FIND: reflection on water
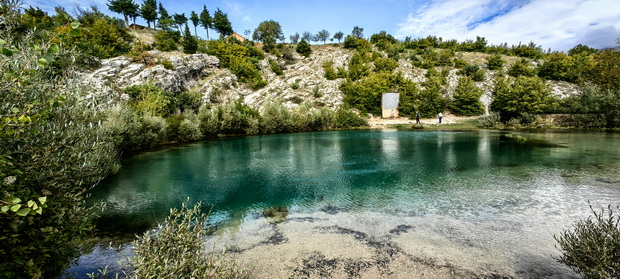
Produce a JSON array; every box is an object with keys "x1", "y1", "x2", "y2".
[{"x1": 68, "y1": 130, "x2": 620, "y2": 277}]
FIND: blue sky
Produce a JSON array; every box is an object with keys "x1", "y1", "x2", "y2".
[{"x1": 22, "y1": 0, "x2": 620, "y2": 51}]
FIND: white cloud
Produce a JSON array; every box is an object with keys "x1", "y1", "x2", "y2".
[{"x1": 397, "y1": 0, "x2": 620, "y2": 51}]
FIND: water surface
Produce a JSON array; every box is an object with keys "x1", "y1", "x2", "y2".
[{"x1": 69, "y1": 130, "x2": 620, "y2": 277}]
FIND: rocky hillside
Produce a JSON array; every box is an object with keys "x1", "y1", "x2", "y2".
[{"x1": 79, "y1": 38, "x2": 580, "y2": 114}]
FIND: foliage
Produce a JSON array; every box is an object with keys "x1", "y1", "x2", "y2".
[
  {"x1": 154, "y1": 30, "x2": 178, "y2": 51},
  {"x1": 352, "y1": 26, "x2": 364, "y2": 38},
  {"x1": 555, "y1": 204, "x2": 620, "y2": 279},
  {"x1": 478, "y1": 111, "x2": 502, "y2": 128},
  {"x1": 537, "y1": 52, "x2": 579, "y2": 82},
  {"x1": 107, "y1": 0, "x2": 138, "y2": 27},
  {"x1": 253, "y1": 20, "x2": 283, "y2": 51},
  {"x1": 452, "y1": 76, "x2": 484, "y2": 116},
  {"x1": 289, "y1": 32, "x2": 300, "y2": 44},
  {"x1": 459, "y1": 64, "x2": 485, "y2": 81},
  {"x1": 373, "y1": 56, "x2": 399, "y2": 73},
  {"x1": 508, "y1": 58, "x2": 535, "y2": 77},
  {"x1": 139, "y1": 0, "x2": 157, "y2": 29},
  {"x1": 213, "y1": 8, "x2": 233, "y2": 37},
  {"x1": 182, "y1": 24, "x2": 198, "y2": 54},
  {"x1": 269, "y1": 59, "x2": 283, "y2": 75},
  {"x1": 189, "y1": 11, "x2": 200, "y2": 36},
  {"x1": 127, "y1": 202, "x2": 252, "y2": 278},
  {"x1": 491, "y1": 76, "x2": 554, "y2": 121},
  {"x1": 296, "y1": 39, "x2": 311, "y2": 57},
  {"x1": 202, "y1": 40, "x2": 266, "y2": 89},
  {"x1": 199, "y1": 5, "x2": 213, "y2": 40},
  {"x1": 291, "y1": 79, "x2": 301, "y2": 89},
  {"x1": 333, "y1": 31, "x2": 344, "y2": 43},
  {"x1": 566, "y1": 85, "x2": 620, "y2": 128},
  {"x1": 1, "y1": 14, "x2": 118, "y2": 277},
  {"x1": 567, "y1": 44, "x2": 597, "y2": 56},
  {"x1": 486, "y1": 53, "x2": 505, "y2": 70},
  {"x1": 317, "y1": 29, "x2": 330, "y2": 44},
  {"x1": 341, "y1": 72, "x2": 419, "y2": 116},
  {"x1": 124, "y1": 84, "x2": 174, "y2": 116},
  {"x1": 75, "y1": 17, "x2": 132, "y2": 59},
  {"x1": 584, "y1": 50, "x2": 620, "y2": 91}
]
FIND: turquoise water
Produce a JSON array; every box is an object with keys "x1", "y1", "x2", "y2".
[{"x1": 69, "y1": 130, "x2": 620, "y2": 277}]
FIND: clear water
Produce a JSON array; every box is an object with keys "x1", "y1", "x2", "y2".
[{"x1": 67, "y1": 130, "x2": 620, "y2": 277}]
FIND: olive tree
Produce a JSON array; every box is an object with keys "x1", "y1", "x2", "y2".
[{"x1": 252, "y1": 20, "x2": 283, "y2": 51}]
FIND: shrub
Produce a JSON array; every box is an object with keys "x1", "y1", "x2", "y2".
[
  {"x1": 373, "y1": 56, "x2": 399, "y2": 72},
  {"x1": 508, "y1": 58, "x2": 536, "y2": 77},
  {"x1": 291, "y1": 79, "x2": 301, "y2": 89},
  {"x1": 269, "y1": 59, "x2": 284, "y2": 75},
  {"x1": 323, "y1": 61, "x2": 338, "y2": 80},
  {"x1": 154, "y1": 30, "x2": 178, "y2": 51},
  {"x1": 124, "y1": 84, "x2": 174, "y2": 117},
  {"x1": 490, "y1": 76, "x2": 553, "y2": 121},
  {"x1": 486, "y1": 53, "x2": 505, "y2": 70},
  {"x1": 451, "y1": 76, "x2": 484, "y2": 116},
  {"x1": 127, "y1": 202, "x2": 252, "y2": 278},
  {"x1": 555, "y1": 204, "x2": 620, "y2": 279},
  {"x1": 296, "y1": 39, "x2": 311, "y2": 57},
  {"x1": 76, "y1": 18, "x2": 132, "y2": 59},
  {"x1": 478, "y1": 112, "x2": 502, "y2": 128}
]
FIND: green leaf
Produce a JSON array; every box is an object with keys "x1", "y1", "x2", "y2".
[
  {"x1": 37, "y1": 58, "x2": 48, "y2": 67},
  {"x1": 0, "y1": 39, "x2": 6, "y2": 45},
  {"x1": 27, "y1": 200, "x2": 35, "y2": 207},
  {"x1": 68, "y1": 29, "x2": 80, "y2": 37},
  {"x1": 11, "y1": 197, "x2": 21, "y2": 204},
  {"x1": 71, "y1": 21, "x2": 80, "y2": 29},
  {"x1": 35, "y1": 207, "x2": 43, "y2": 214},
  {"x1": 11, "y1": 107, "x2": 19, "y2": 113},
  {"x1": 48, "y1": 43, "x2": 60, "y2": 54},
  {"x1": 10, "y1": 204, "x2": 21, "y2": 212},
  {"x1": 1, "y1": 206, "x2": 9, "y2": 213},
  {"x1": 16, "y1": 208, "x2": 31, "y2": 216},
  {"x1": 38, "y1": 197, "x2": 47, "y2": 204},
  {"x1": 43, "y1": 54, "x2": 54, "y2": 63}
]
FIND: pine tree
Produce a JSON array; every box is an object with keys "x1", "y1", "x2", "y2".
[
  {"x1": 452, "y1": 76, "x2": 484, "y2": 116},
  {"x1": 140, "y1": 0, "x2": 157, "y2": 29},
  {"x1": 199, "y1": 5, "x2": 212, "y2": 40},
  {"x1": 190, "y1": 11, "x2": 199, "y2": 37},
  {"x1": 213, "y1": 8, "x2": 233, "y2": 37},
  {"x1": 182, "y1": 24, "x2": 198, "y2": 54}
]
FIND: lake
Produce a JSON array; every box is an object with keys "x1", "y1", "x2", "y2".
[{"x1": 66, "y1": 130, "x2": 620, "y2": 278}]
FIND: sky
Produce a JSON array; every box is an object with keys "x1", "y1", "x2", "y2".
[{"x1": 22, "y1": 0, "x2": 620, "y2": 52}]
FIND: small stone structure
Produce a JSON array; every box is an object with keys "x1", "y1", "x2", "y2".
[{"x1": 381, "y1": 92, "x2": 399, "y2": 118}]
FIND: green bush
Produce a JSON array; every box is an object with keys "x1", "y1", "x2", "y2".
[
  {"x1": 451, "y1": 76, "x2": 485, "y2": 116},
  {"x1": 373, "y1": 56, "x2": 399, "y2": 72},
  {"x1": 555, "y1": 204, "x2": 620, "y2": 279},
  {"x1": 296, "y1": 39, "x2": 311, "y2": 57},
  {"x1": 1, "y1": 16, "x2": 119, "y2": 277},
  {"x1": 127, "y1": 202, "x2": 252, "y2": 278},
  {"x1": 478, "y1": 112, "x2": 502, "y2": 128},
  {"x1": 490, "y1": 76, "x2": 554, "y2": 121},
  {"x1": 486, "y1": 53, "x2": 505, "y2": 70},
  {"x1": 154, "y1": 30, "x2": 178, "y2": 51},
  {"x1": 76, "y1": 18, "x2": 132, "y2": 59},
  {"x1": 508, "y1": 58, "x2": 536, "y2": 77},
  {"x1": 323, "y1": 61, "x2": 338, "y2": 80},
  {"x1": 269, "y1": 59, "x2": 284, "y2": 75},
  {"x1": 124, "y1": 84, "x2": 174, "y2": 117}
]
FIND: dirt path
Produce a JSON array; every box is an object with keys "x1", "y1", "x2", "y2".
[{"x1": 367, "y1": 114, "x2": 479, "y2": 128}]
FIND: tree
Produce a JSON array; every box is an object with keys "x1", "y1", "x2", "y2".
[
  {"x1": 189, "y1": 11, "x2": 199, "y2": 37},
  {"x1": 107, "y1": 0, "x2": 138, "y2": 27},
  {"x1": 140, "y1": 0, "x2": 157, "y2": 29},
  {"x1": 289, "y1": 32, "x2": 300, "y2": 44},
  {"x1": 451, "y1": 76, "x2": 484, "y2": 116},
  {"x1": 128, "y1": 5, "x2": 140, "y2": 28},
  {"x1": 352, "y1": 26, "x2": 364, "y2": 38},
  {"x1": 296, "y1": 39, "x2": 311, "y2": 57},
  {"x1": 157, "y1": 2, "x2": 173, "y2": 30},
  {"x1": 252, "y1": 20, "x2": 283, "y2": 50},
  {"x1": 301, "y1": 31, "x2": 312, "y2": 42},
  {"x1": 491, "y1": 76, "x2": 553, "y2": 121},
  {"x1": 199, "y1": 5, "x2": 212, "y2": 40},
  {"x1": 213, "y1": 8, "x2": 233, "y2": 37},
  {"x1": 173, "y1": 13, "x2": 187, "y2": 31},
  {"x1": 312, "y1": 33, "x2": 320, "y2": 44},
  {"x1": 568, "y1": 44, "x2": 597, "y2": 56},
  {"x1": 317, "y1": 29, "x2": 330, "y2": 44},
  {"x1": 182, "y1": 24, "x2": 198, "y2": 54},
  {"x1": 333, "y1": 31, "x2": 344, "y2": 43}
]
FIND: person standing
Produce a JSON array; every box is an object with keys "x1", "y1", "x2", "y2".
[
  {"x1": 415, "y1": 111, "x2": 421, "y2": 124},
  {"x1": 438, "y1": 112, "x2": 443, "y2": 124}
]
